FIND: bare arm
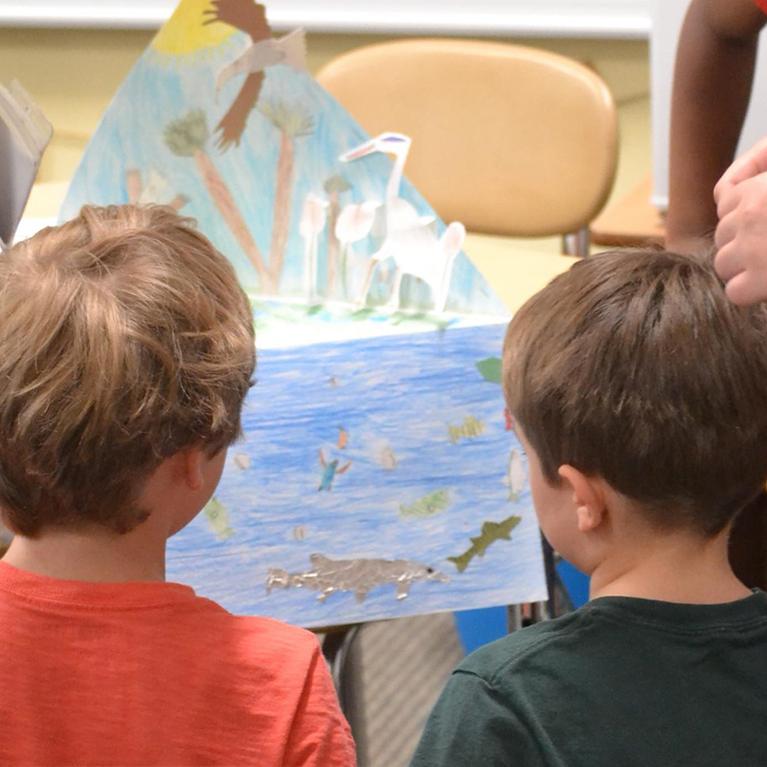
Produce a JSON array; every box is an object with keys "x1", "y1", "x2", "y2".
[{"x1": 666, "y1": 0, "x2": 766, "y2": 253}]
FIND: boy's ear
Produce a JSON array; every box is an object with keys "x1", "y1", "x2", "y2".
[
  {"x1": 179, "y1": 447, "x2": 206, "y2": 491},
  {"x1": 557, "y1": 464, "x2": 607, "y2": 533}
]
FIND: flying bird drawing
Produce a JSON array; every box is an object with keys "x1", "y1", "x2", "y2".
[{"x1": 203, "y1": 0, "x2": 305, "y2": 150}]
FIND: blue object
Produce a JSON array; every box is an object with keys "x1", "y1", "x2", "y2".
[
  {"x1": 454, "y1": 559, "x2": 590, "y2": 654},
  {"x1": 454, "y1": 606, "x2": 509, "y2": 654},
  {"x1": 557, "y1": 558, "x2": 589, "y2": 609}
]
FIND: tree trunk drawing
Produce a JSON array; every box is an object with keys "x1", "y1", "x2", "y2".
[
  {"x1": 259, "y1": 100, "x2": 315, "y2": 293},
  {"x1": 268, "y1": 131, "x2": 295, "y2": 288},
  {"x1": 194, "y1": 149, "x2": 273, "y2": 291},
  {"x1": 126, "y1": 169, "x2": 142, "y2": 204},
  {"x1": 164, "y1": 110, "x2": 273, "y2": 293},
  {"x1": 324, "y1": 175, "x2": 351, "y2": 299}
]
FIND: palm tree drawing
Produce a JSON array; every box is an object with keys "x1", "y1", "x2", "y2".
[
  {"x1": 323, "y1": 174, "x2": 351, "y2": 297},
  {"x1": 164, "y1": 109, "x2": 273, "y2": 292},
  {"x1": 259, "y1": 100, "x2": 314, "y2": 290}
]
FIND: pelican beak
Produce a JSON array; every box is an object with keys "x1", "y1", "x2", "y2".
[{"x1": 340, "y1": 139, "x2": 376, "y2": 163}]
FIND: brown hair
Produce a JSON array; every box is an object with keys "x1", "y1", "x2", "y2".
[
  {"x1": 0, "y1": 205, "x2": 255, "y2": 536},
  {"x1": 503, "y1": 248, "x2": 767, "y2": 536}
]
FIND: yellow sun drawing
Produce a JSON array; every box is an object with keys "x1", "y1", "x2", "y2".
[{"x1": 152, "y1": 0, "x2": 236, "y2": 57}]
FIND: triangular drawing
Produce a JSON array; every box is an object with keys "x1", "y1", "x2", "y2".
[{"x1": 62, "y1": 0, "x2": 546, "y2": 628}]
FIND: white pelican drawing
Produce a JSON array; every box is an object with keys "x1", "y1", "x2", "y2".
[
  {"x1": 335, "y1": 200, "x2": 379, "y2": 301},
  {"x1": 340, "y1": 132, "x2": 465, "y2": 311}
]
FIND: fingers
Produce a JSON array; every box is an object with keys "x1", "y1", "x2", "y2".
[
  {"x1": 723, "y1": 270, "x2": 767, "y2": 307},
  {"x1": 716, "y1": 136, "x2": 767, "y2": 197},
  {"x1": 715, "y1": 178, "x2": 743, "y2": 220},
  {"x1": 715, "y1": 173, "x2": 767, "y2": 239},
  {"x1": 714, "y1": 207, "x2": 738, "y2": 252},
  {"x1": 713, "y1": 143, "x2": 767, "y2": 306},
  {"x1": 713, "y1": 241, "x2": 744, "y2": 284}
]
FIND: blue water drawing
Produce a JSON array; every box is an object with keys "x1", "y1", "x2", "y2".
[{"x1": 167, "y1": 323, "x2": 547, "y2": 628}]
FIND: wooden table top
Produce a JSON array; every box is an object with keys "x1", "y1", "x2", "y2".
[{"x1": 591, "y1": 176, "x2": 665, "y2": 248}]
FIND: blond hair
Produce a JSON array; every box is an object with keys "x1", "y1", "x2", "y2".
[
  {"x1": 0, "y1": 205, "x2": 255, "y2": 536},
  {"x1": 503, "y1": 248, "x2": 767, "y2": 536}
]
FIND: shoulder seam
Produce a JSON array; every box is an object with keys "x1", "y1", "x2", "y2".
[{"x1": 458, "y1": 612, "x2": 596, "y2": 687}]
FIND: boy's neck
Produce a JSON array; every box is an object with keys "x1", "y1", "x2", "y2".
[
  {"x1": 2, "y1": 517, "x2": 168, "y2": 583},
  {"x1": 588, "y1": 524, "x2": 751, "y2": 604}
]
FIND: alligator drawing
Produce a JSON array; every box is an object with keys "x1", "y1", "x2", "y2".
[
  {"x1": 448, "y1": 515, "x2": 521, "y2": 573},
  {"x1": 266, "y1": 553, "x2": 448, "y2": 602}
]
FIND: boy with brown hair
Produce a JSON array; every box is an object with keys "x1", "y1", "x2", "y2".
[
  {"x1": 0, "y1": 205, "x2": 355, "y2": 766},
  {"x1": 411, "y1": 248, "x2": 767, "y2": 766}
]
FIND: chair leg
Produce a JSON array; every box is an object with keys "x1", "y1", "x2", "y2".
[
  {"x1": 322, "y1": 624, "x2": 361, "y2": 715},
  {"x1": 562, "y1": 227, "x2": 591, "y2": 257},
  {"x1": 507, "y1": 604, "x2": 524, "y2": 632}
]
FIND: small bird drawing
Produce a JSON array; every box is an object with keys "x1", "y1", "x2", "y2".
[
  {"x1": 215, "y1": 28, "x2": 305, "y2": 96},
  {"x1": 204, "y1": 0, "x2": 305, "y2": 150},
  {"x1": 318, "y1": 449, "x2": 351, "y2": 492}
]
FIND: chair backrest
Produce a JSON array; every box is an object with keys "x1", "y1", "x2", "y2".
[{"x1": 317, "y1": 39, "x2": 618, "y2": 238}]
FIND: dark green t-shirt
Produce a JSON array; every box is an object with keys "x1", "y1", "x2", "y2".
[{"x1": 410, "y1": 593, "x2": 767, "y2": 766}]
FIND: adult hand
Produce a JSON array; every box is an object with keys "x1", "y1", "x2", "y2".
[
  {"x1": 714, "y1": 166, "x2": 767, "y2": 305},
  {"x1": 715, "y1": 135, "x2": 767, "y2": 200}
]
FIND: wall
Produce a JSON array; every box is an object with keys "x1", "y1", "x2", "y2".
[{"x1": 0, "y1": 28, "x2": 650, "y2": 205}]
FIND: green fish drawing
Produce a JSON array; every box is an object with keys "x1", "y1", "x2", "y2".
[
  {"x1": 400, "y1": 489, "x2": 451, "y2": 518},
  {"x1": 475, "y1": 356, "x2": 502, "y2": 385},
  {"x1": 204, "y1": 497, "x2": 234, "y2": 541},
  {"x1": 448, "y1": 515, "x2": 521, "y2": 573}
]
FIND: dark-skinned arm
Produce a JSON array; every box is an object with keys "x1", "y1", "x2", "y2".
[{"x1": 666, "y1": 0, "x2": 766, "y2": 253}]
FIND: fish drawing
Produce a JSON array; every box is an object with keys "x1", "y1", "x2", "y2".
[
  {"x1": 507, "y1": 449, "x2": 527, "y2": 501},
  {"x1": 378, "y1": 445, "x2": 398, "y2": 470},
  {"x1": 318, "y1": 449, "x2": 352, "y2": 491},
  {"x1": 266, "y1": 553, "x2": 449, "y2": 602},
  {"x1": 337, "y1": 426, "x2": 349, "y2": 450},
  {"x1": 204, "y1": 497, "x2": 234, "y2": 541},
  {"x1": 399, "y1": 489, "x2": 451, "y2": 518},
  {"x1": 233, "y1": 453, "x2": 251, "y2": 470},
  {"x1": 293, "y1": 525, "x2": 307, "y2": 541},
  {"x1": 475, "y1": 356, "x2": 502, "y2": 385},
  {"x1": 447, "y1": 515, "x2": 521, "y2": 573},
  {"x1": 448, "y1": 415, "x2": 485, "y2": 444}
]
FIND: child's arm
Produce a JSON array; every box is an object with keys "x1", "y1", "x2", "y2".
[
  {"x1": 666, "y1": 0, "x2": 766, "y2": 254},
  {"x1": 409, "y1": 670, "x2": 545, "y2": 766},
  {"x1": 283, "y1": 643, "x2": 357, "y2": 767}
]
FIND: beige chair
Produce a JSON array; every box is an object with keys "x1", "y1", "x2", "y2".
[{"x1": 317, "y1": 38, "x2": 618, "y2": 257}]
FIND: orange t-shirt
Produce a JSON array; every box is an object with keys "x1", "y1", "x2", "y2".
[{"x1": 0, "y1": 562, "x2": 356, "y2": 766}]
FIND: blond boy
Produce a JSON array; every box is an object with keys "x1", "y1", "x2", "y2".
[
  {"x1": 411, "y1": 249, "x2": 767, "y2": 766},
  {"x1": 0, "y1": 205, "x2": 355, "y2": 766}
]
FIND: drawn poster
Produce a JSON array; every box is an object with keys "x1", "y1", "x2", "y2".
[{"x1": 62, "y1": 0, "x2": 547, "y2": 628}]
